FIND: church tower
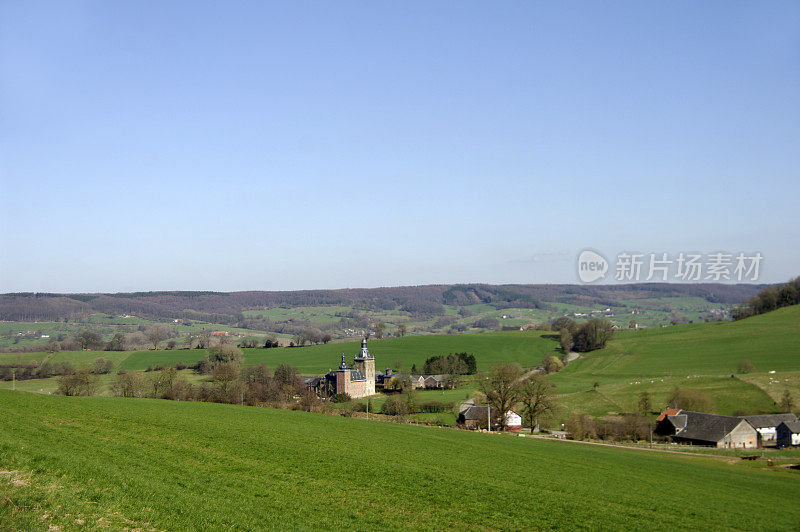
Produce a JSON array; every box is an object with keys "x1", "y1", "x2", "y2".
[{"x1": 353, "y1": 338, "x2": 375, "y2": 396}]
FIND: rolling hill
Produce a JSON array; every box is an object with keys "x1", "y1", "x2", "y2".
[
  {"x1": 550, "y1": 305, "x2": 800, "y2": 417},
  {"x1": 2, "y1": 390, "x2": 799, "y2": 530},
  {"x1": 2, "y1": 306, "x2": 797, "y2": 418}
]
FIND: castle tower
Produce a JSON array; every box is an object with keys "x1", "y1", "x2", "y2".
[
  {"x1": 353, "y1": 338, "x2": 375, "y2": 396},
  {"x1": 334, "y1": 354, "x2": 351, "y2": 395}
]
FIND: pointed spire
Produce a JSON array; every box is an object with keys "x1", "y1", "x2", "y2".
[{"x1": 339, "y1": 354, "x2": 348, "y2": 370}]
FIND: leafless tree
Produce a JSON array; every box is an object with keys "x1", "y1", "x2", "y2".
[
  {"x1": 518, "y1": 375, "x2": 555, "y2": 432},
  {"x1": 478, "y1": 363, "x2": 523, "y2": 431},
  {"x1": 145, "y1": 325, "x2": 168, "y2": 350}
]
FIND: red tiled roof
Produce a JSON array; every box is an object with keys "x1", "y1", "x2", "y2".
[{"x1": 657, "y1": 408, "x2": 681, "y2": 422}]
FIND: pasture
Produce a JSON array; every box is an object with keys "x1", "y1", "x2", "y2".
[
  {"x1": 2, "y1": 390, "x2": 799, "y2": 530},
  {"x1": 0, "y1": 331, "x2": 561, "y2": 375},
  {"x1": 550, "y1": 305, "x2": 800, "y2": 417}
]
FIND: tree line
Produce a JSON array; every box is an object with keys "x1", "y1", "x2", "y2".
[
  {"x1": 1, "y1": 283, "x2": 763, "y2": 323},
  {"x1": 732, "y1": 276, "x2": 800, "y2": 320}
]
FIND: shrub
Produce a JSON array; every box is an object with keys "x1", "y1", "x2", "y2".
[
  {"x1": 56, "y1": 371, "x2": 98, "y2": 396},
  {"x1": 111, "y1": 371, "x2": 148, "y2": 398},
  {"x1": 566, "y1": 413, "x2": 597, "y2": 440},
  {"x1": 472, "y1": 317, "x2": 499, "y2": 330},
  {"x1": 418, "y1": 401, "x2": 450, "y2": 413},
  {"x1": 667, "y1": 387, "x2": 714, "y2": 412},
  {"x1": 381, "y1": 395, "x2": 414, "y2": 415},
  {"x1": 207, "y1": 344, "x2": 244, "y2": 365},
  {"x1": 263, "y1": 336, "x2": 280, "y2": 348},
  {"x1": 737, "y1": 359, "x2": 756, "y2": 374},
  {"x1": 595, "y1": 415, "x2": 651, "y2": 442},
  {"x1": 331, "y1": 393, "x2": 352, "y2": 403},
  {"x1": 93, "y1": 357, "x2": 113, "y2": 375},
  {"x1": 541, "y1": 356, "x2": 564, "y2": 374}
]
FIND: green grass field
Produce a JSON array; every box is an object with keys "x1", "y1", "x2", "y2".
[
  {"x1": 2, "y1": 390, "x2": 799, "y2": 530},
  {"x1": 549, "y1": 305, "x2": 800, "y2": 417},
  {"x1": 3, "y1": 306, "x2": 798, "y2": 420},
  {"x1": 0, "y1": 331, "x2": 560, "y2": 374},
  {"x1": 569, "y1": 305, "x2": 800, "y2": 387}
]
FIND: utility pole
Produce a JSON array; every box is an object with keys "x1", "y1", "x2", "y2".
[
  {"x1": 487, "y1": 406, "x2": 491, "y2": 432},
  {"x1": 12, "y1": 369, "x2": 15, "y2": 391}
]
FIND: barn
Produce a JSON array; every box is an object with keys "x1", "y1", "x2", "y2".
[
  {"x1": 740, "y1": 414, "x2": 798, "y2": 446},
  {"x1": 776, "y1": 421, "x2": 800, "y2": 448},
  {"x1": 657, "y1": 410, "x2": 758, "y2": 448}
]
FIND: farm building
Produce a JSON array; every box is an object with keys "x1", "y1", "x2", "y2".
[
  {"x1": 423, "y1": 375, "x2": 447, "y2": 389},
  {"x1": 656, "y1": 410, "x2": 758, "y2": 448},
  {"x1": 376, "y1": 373, "x2": 424, "y2": 391},
  {"x1": 740, "y1": 414, "x2": 798, "y2": 445},
  {"x1": 776, "y1": 421, "x2": 800, "y2": 448},
  {"x1": 505, "y1": 410, "x2": 522, "y2": 432},
  {"x1": 458, "y1": 406, "x2": 522, "y2": 431}
]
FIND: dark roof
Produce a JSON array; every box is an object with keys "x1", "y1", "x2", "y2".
[
  {"x1": 672, "y1": 411, "x2": 752, "y2": 443},
  {"x1": 350, "y1": 370, "x2": 365, "y2": 381},
  {"x1": 461, "y1": 405, "x2": 497, "y2": 420},
  {"x1": 740, "y1": 413, "x2": 798, "y2": 429},
  {"x1": 667, "y1": 414, "x2": 687, "y2": 431},
  {"x1": 777, "y1": 421, "x2": 800, "y2": 433}
]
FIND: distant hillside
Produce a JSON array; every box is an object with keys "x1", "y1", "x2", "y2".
[
  {"x1": 0, "y1": 283, "x2": 765, "y2": 323},
  {"x1": 550, "y1": 304, "x2": 800, "y2": 417}
]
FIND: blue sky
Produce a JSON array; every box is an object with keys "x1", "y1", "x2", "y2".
[{"x1": 1, "y1": 1, "x2": 799, "y2": 292}]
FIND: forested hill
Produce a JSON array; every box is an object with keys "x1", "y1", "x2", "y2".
[{"x1": 0, "y1": 283, "x2": 765, "y2": 323}]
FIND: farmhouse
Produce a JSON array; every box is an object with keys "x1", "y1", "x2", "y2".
[
  {"x1": 656, "y1": 410, "x2": 757, "y2": 448},
  {"x1": 376, "y1": 373, "x2": 424, "y2": 391},
  {"x1": 458, "y1": 406, "x2": 522, "y2": 431},
  {"x1": 423, "y1": 375, "x2": 447, "y2": 389},
  {"x1": 776, "y1": 421, "x2": 800, "y2": 448},
  {"x1": 739, "y1": 414, "x2": 798, "y2": 445}
]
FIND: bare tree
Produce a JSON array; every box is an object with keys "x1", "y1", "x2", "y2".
[
  {"x1": 518, "y1": 375, "x2": 555, "y2": 432},
  {"x1": 145, "y1": 325, "x2": 168, "y2": 350},
  {"x1": 374, "y1": 322, "x2": 386, "y2": 339},
  {"x1": 478, "y1": 363, "x2": 523, "y2": 431},
  {"x1": 397, "y1": 324, "x2": 407, "y2": 337}
]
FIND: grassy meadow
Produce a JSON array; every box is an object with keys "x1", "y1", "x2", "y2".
[
  {"x1": 0, "y1": 330, "x2": 561, "y2": 375},
  {"x1": 2, "y1": 390, "x2": 800, "y2": 530},
  {"x1": 550, "y1": 305, "x2": 800, "y2": 418},
  {"x1": 2, "y1": 305, "x2": 798, "y2": 420}
]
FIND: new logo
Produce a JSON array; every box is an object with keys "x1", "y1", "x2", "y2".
[{"x1": 577, "y1": 250, "x2": 608, "y2": 283}]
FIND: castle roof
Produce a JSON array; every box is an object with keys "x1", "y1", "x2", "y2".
[{"x1": 354, "y1": 338, "x2": 374, "y2": 360}]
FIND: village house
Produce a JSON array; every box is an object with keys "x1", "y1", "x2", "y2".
[
  {"x1": 458, "y1": 405, "x2": 522, "y2": 432},
  {"x1": 423, "y1": 374, "x2": 447, "y2": 389},
  {"x1": 376, "y1": 372, "x2": 424, "y2": 392},
  {"x1": 776, "y1": 421, "x2": 800, "y2": 448},
  {"x1": 656, "y1": 410, "x2": 758, "y2": 448}
]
